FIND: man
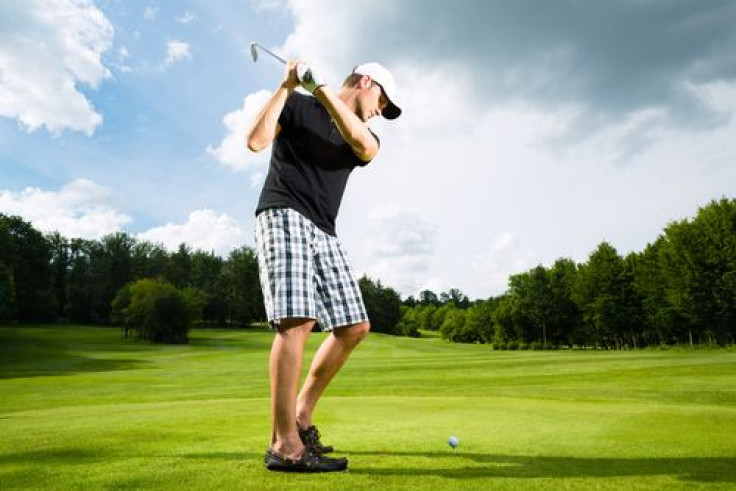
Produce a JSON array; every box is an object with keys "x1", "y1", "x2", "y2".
[{"x1": 246, "y1": 59, "x2": 401, "y2": 472}]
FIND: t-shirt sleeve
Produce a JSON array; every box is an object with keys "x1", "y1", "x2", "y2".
[
  {"x1": 371, "y1": 129, "x2": 380, "y2": 148},
  {"x1": 357, "y1": 129, "x2": 380, "y2": 166},
  {"x1": 278, "y1": 92, "x2": 299, "y2": 129}
]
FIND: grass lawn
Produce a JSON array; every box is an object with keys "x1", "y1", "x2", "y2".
[{"x1": 1, "y1": 326, "x2": 735, "y2": 489}]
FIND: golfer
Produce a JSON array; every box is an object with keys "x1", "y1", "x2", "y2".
[{"x1": 246, "y1": 59, "x2": 401, "y2": 472}]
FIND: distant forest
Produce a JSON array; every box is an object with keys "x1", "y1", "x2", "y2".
[
  {"x1": 1, "y1": 197, "x2": 734, "y2": 348},
  {"x1": 400, "y1": 198, "x2": 736, "y2": 348}
]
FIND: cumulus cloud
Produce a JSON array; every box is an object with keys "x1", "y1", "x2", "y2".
[
  {"x1": 176, "y1": 11, "x2": 196, "y2": 24},
  {"x1": 0, "y1": 0, "x2": 113, "y2": 135},
  {"x1": 362, "y1": 205, "x2": 437, "y2": 295},
  {"x1": 137, "y1": 209, "x2": 246, "y2": 256},
  {"x1": 0, "y1": 179, "x2": 131, "y2": 239},
  {"x1": 143, "y1": 6, "x2": 158, "y2": 21},
  {"x1": 164, "y1": 40, "x2": 191, "y2": 67},
  {"x1": 472, "y1": 232, "x2": 538, "y2": 296},
  {"x1": 207, "y1": 90, "x2": 272, "y2": 171},
  {"x1": 281, "y1": 0, "x2": 736, "y2": 136}
]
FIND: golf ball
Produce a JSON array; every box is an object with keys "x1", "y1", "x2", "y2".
[{"x1": 448, "y1": 436, "x2": 459, "y2": 448}]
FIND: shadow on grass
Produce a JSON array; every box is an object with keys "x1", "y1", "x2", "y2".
[
  {"x1": 0, "y1": 332, "x2": 150, "y2": 380},
  {"x1": 344, "y1": 451, "x2": 736, "y2": 483},
  {"x1": 0, "y1": 357, "x2": 148, "y2": 380},
  {"x1": 181, "y1": 452, "x2": 263, "y2": 461},
  {"x1": 0, "y1": 448, "x2": 106, "y2": 464}
]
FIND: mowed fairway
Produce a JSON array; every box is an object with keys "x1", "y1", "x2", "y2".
[{"x1": 1, "y1": 327, "x2": 735, "y2": 490}]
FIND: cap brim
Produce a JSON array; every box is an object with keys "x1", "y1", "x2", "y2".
[{"x1": 383, "y1": 103, "x2": 401, "y2": 120}]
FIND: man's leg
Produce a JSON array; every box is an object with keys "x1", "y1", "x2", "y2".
[
  {"x1": 270, "y1": 318, "x2": 315, "y2": 459},
  {"x1": 296, "y1": 321, "x2": 370, "y2": 427}
]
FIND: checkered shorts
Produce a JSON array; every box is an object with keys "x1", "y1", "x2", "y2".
[{"x1": 254, "y1": 208, "x2": 368, "y2": 331}]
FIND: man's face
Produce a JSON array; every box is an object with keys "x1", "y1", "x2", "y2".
[{"x1": 358, "y1": 77, "x2": 389, "y2": 121}]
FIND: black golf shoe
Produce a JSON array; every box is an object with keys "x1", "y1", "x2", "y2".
[
  {"x1": 298, "y1": 424, "x2": 334, "y2": 454},
  {"x1": 264, "y1": 447, "x2": 347, "y2": 473}
]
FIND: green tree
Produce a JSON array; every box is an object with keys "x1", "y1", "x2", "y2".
[
  {"x1": 631, "y1": 241, "x2": 676, "y2": 345},
  {"x1": 83, "y1": 233, "x2": 137, "y2": 324},
  {"x1": 131, "y1": 241, "x2": 168, "y2": 280},
  {"x1": 0, "y1": 260, "x2": 14, "y2": 322},
  {"x1": 403, "y1": 295, "x2": 418, "y2": 308},
  {"x1": 414, "y1": 304, "x2": 434, "y2": 331},
  {"x1": 509, "y1": 266, "x2": 553, "y2": 347},
  {"x1": 359, "y1": 276, "x2": 402, "y2": 335},
  {"x1": 419, "y1": 289, "x2": 439, "y2": 306},
  {"x1": 573, "y1": 242, "x2": 638, "y2": 349},
  {"x1": 465, "y1": 300, "x2": 495, "y2": 344},
  {"x1": 166, "y1": 243, "x2": 192, "y2": 288},
  {"x1": 440, "y1": 288, "x2": 470, "y2": 308},
  {"x1": 112, "y1": 278, "x2": 203, "y2": 344},
  {"x1": 429, "y1": 304, "x2": 452, "y2": 331},
  {"x1": 66, "y1": 238, "x2": 94, "y2": 323},
  {"x1": 396, "y1": 306, "x2": 421, "y2": 337},
  {"x1": 492, "y1": 294, "x2": 518, "y2": 349},
  {"x1": 190, "y1": 250, "x2": 226, "y2": 325},
  {"x1": 47, "y1": 233, "x2": 70, "y2": 321},
  {"x1": 439, "y1": 306, "x2": 470, "y2": 342},
  {"x1": 222, "y1": 246, "x2": 264, "y2": 326},
  {"x1": 0, "y1": 215, "x2": 56, "y2": 322},
  {"x1": 546, "y1": 259, "x2": 581, "y2": 348},
  {"x1": 659, "y1": 198, "x2": 736, "y2": 345}
]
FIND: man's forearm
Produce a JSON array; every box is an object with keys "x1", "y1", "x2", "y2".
[
  {"x1": 314, "y1": 87, "x2": 378, "y2": 162},
  {"x1": 246, "y1": 85, "x2": 292, "y2": 152}
]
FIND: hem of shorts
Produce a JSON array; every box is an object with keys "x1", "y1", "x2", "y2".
[
  {"x1": 268, "y1": 316, "x2": 317, "y2": 331},
  {"x1": 268, "y1": 315, "x2": 368, "y2": 332},
  {"x1": 328, "y1": 316, "x2": 370, "y2": 331}
]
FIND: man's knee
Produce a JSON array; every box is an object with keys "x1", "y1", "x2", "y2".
[
  {"x1": 275, "y1": 318, "x2": 316, "y2": 336},
  {"x1": 335, "y1": 320, "x2": 370, "y2": 344}
]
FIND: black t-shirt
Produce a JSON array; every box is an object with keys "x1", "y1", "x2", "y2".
[{"x1": 255, "y1": 92, "x2": 377, "y2": 236}]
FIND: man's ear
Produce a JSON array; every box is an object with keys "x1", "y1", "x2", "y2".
[{"x1": 359, "y1": 74, "x2": 372, "y2": 89}]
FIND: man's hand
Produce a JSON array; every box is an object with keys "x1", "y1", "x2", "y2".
[
  {"x1": 281, "y1": 60, "x2": 301, "y2": 91},
  {"x1": 297, "y1": 63, "x2": 326, "y2": 94}
]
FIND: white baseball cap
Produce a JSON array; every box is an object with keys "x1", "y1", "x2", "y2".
[{"x1": 353, "y1": 62, "x2": 401, "y2": 120}]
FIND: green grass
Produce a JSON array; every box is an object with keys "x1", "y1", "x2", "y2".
[{"x1": 1, "y1": 326, "x2": 735, "y2": 490}]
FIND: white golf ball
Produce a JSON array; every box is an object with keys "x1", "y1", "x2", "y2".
[{"x1": 448, "y1": 436, "x2": 459, "y2": 448}]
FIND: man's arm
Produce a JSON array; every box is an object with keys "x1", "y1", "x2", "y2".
[
  {"x1": 245, "y1": 61, "x2": 300, "y2": 153},
  {"x1": 313, "y1": 87, "x2": 379, "y2": 163}
]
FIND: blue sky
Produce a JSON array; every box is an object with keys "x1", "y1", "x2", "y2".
[
  {"x1": 2, "y1": 0, "x2": 736, "y2": 299},
  {"x1": 1, "y1": 0, "x2": 290, "y2": 232}
]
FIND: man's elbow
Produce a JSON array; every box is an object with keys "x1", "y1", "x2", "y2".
[
  {"x1": 356, "y1": 139, "x2": 379, "y2": 162},
  {"x1": 246, "y1": 134, "x2": 266, "y2": 153}
]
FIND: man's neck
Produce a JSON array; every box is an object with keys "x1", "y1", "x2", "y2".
[{"x1": 337, "y1": 89, "x2": 357, "y2": 114}]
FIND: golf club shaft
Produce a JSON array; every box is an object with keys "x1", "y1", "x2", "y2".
[{"x1": 254, "y1": 43, "x2": 287, "y2": 65}]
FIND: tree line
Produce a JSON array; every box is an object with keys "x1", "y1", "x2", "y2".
[
  {"x1": 2, "y1": 197, "x2": 734, "y2": 347},
  {"x1": 0, "y1": 213, "x2": 404, "y2": 340},
  {"x1": 398, "y1": 198, "x2": 736, "y2": 348},
  {"x1": 0, "y1": 215, "x2": 264, "y2": 328}
]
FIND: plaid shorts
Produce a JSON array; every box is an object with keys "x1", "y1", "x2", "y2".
[{"x1": 254, "y1": 208, "x2": 368, "y2": 331}]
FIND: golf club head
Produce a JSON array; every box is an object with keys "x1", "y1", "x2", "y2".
[{"x1": 250, "y1": 41, "x2": 287, "y2": 66}]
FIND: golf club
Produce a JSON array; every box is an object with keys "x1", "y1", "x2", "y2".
[{"x1": 250, "y1": 42, "x2": 286, "y2": 65}]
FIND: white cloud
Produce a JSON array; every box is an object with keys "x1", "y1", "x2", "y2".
[
  {"x1": 143, "y1": 6, "x2": 158, "y2": 21},
  {"x1": 362, "y1": 205, "x2": 437, "y2": 295},
  {"x1": 0, "y1": 0, "x2": 113, "y2": 135},
  {"x1": 472, "y1": 233, "x2": 538, "y2": 296},
  {"x1": 277, "y1": 1, "x2": 736, "y2": 300},
  {"x1": 207, "y1": 90, "x2": 272, "y2": 171},
  {"x1": 137, "y1": 209, "x2": 245, "y2": 256},
  {"x1": 164, "y1": 40, "x2": 191, "y2": 67},
  {"x1": 250, "y1": 170, "x2": 266, "y2": 189},
  {"x1": 176, "y1": 11, "x2": 196, "y2": 24},
  {"x1": 0, "y1": 179, "x2": 131, "y2": 239}
]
